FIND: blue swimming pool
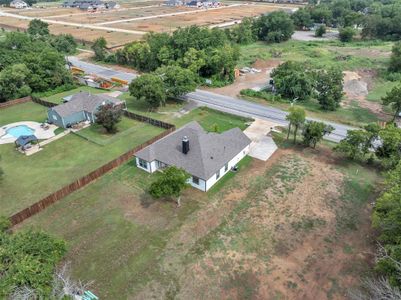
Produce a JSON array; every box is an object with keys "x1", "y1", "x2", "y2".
[{"x1": 6, "y1": 125, "x2": 34, "y2": 138}]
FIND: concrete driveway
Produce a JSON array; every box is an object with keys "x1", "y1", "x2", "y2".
[{"x1": 244, "y1": 119, "x2": 279, "y2": 161}]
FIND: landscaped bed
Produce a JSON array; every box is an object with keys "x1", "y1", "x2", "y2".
[{"x1": 0, "y1": 102, "x2": 164, "y2": 216}]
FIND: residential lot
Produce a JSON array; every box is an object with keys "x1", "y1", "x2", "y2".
[
  {"x1": 20, "y1": 137, "x2": 380, "y2": 299},
  {"x1": 0, "y1": 101, "x2": 163, "y2": 216},
  {"x1": 0, "y1": 2, "x2": 295, "y2": 47}
]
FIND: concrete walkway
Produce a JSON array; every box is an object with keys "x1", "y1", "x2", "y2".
[{"x1": 244, "y1": 119, "x2": 279, "y2": 161}]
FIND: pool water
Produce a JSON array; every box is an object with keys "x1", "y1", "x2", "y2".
[{"x1": 6, "y1": 125, "x2": 34, "y2": 138}]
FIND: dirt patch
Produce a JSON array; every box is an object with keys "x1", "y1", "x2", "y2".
[
  {"x1": 166, "y1": 148, "x2": 376, "y2": 300},
  {"x1": 206, "y1": 59, "x2": 281, "y2": 98},
  {"x1": 343, "y1": 70, "x2": 389, "y2": 119}
]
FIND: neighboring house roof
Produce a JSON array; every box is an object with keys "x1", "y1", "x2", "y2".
[
  {"x1": 136, "y1": 121, "x2": 251, "y2": 180},
  {"x1": 51, "y1": 92, "x2": 123, "y2": 118}
]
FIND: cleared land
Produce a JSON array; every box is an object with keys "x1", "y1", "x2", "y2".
[
  {"x1": 210, "y1": 40, "x2": 395, "y2": 127},
  {"x1": 20, "y1": 136, "x2": 380, "y2": 299},
  {"x1": 0, "y1": 2, "x2": 295, "y2": 46},
  {"x1": 0, "y1": 100, "x2": 163, "y2": 216},
  {"x1": 109, "y1": 4, "x2": 288, "y2": 33}
]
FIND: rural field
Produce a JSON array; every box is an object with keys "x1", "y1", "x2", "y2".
[
  {"x1": 20, "y1": 131, "x2": 380, "y2": 299},
  {"x1": 0, "y1": 1, "x2": 296, "y2": 47}
]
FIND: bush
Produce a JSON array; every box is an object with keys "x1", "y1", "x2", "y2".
[
  {"x1": 339, "y1": 27, "x2": 356, "y2": 42},
  {"x1": 315, "y1": 25, "x2": 326, "y2": 37}
]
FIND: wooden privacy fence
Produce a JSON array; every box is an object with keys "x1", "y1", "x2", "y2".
[
  {"x1": 123, "y1": 110, "x2": 175, "y2": 129},
  {"x1": 0, "y1": 96, "x2": 32, "y2": 109},
  {"x1": 31, "y1": 96, "x2": 57, "y2": 108},
  {"x1": 9, "y1": 127, "x2": 175, "y2": 226}
]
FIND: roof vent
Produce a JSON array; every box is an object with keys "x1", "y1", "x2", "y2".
[{"x1": 182, "y1": 136, "x2": 189, "y2": 154}]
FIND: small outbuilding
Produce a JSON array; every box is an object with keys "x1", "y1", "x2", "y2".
[{"x1": 15, "y1": 135, "x2": 39, "y2": 152}]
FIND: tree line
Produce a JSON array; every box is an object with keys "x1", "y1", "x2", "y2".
[
  {"x1": 292, "y1": 0, "x2": 401, "y2": 41},
  {"x1": 0, "y1": 19, "x2": 77, "y2": 102}
]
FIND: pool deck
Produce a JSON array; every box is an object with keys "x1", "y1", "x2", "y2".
[{"x1": 0, "y1": 121, "x2": 57, "y2": 145}]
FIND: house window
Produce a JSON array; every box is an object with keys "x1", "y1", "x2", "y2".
[
  {"x1": 138, "y1": 158, "x2": 148, "y2": 169},
  {"x1": 192, "y1": 176, "x2": 200, "y2": 185},
  {"x1": 224, "y1": 163, "x2": 228, "y2": 172},
  {"x1": 216, "y1": 170, "x2": 220, "y2": 180}
]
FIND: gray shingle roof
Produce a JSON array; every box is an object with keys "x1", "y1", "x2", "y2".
[
  {"x1": 51, "y1": 92, "x2": 122, "y2": 117},
  {"x1": 136, "y1": 121, "x2": 251, "y2": 180}
]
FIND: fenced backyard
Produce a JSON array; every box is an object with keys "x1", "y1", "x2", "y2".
[{"x1": 1, "y1": 96, "x2": 175, "y2": 225}]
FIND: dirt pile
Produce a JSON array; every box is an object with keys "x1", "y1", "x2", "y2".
[{"x1": 343, "y1": 71, "x2": 369, "y2": 99}]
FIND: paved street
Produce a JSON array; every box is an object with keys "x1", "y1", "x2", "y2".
[{"x1": 67, "y1": 57, "x2": 355, "y2": 142}]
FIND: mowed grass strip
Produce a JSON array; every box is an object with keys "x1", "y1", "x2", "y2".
[{"x1": 0, "y1": 103, "x2": 163, "y2": 216}]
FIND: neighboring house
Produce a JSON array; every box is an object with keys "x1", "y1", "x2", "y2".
[
  {"x1": 135, "y1": 121, "x2": 251, "y2": 192},
  {"x1": 62, "y1": 0, "x2": 114, "y2": 9},
  {"x1": 166, "y1": 0, "x2": 183, "y2": 6},
  {"x1": 9, "y1": 0, "x2": 28, "y2": 8},
  {"x1": 47, "y1": 92, "x2": 125, "y2": 128}
]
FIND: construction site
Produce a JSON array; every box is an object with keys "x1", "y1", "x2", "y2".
[{"x1": 0, "y1": 0, "x2": 298, "y2": 47}]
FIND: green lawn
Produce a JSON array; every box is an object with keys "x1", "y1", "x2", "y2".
[
  {"x1": 43, "y1": 86, "x2": 109, "y2": 104},
  {"x1": 21, "y1": 154, "x2": 255, "y2": 299},
  {"x1": 120, "y1": 93, "x2": 252, "y2": 131},
  {"x1": 242, "y1": 94, "x2": 379, "y2": 127},
  {"x1": 0, "y1": 103, "x2": 164, "y2": 216},
  {"x1": 0, "y1": 102, "x2": 48, "y2": 125},
  {"x1": 238, "y1": 40, "x2": 392, "y2": 70},
  {"x1": 367, "y1": 80, "x2": 400, "y2": 103}
]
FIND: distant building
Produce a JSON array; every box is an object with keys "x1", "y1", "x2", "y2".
[
  {"x1": 165, "y1": 0, "x2": 183, "y2": 6},
  {"x1": 9, "y1": 0, "x2": 28, "y2": 9},
  {"x1": 62, "y1": 0, "x2": 116, "y2": 10}
]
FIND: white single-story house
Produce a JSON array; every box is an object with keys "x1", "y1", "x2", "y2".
[
  {"x1": 10, "y1": 0, "x2": 28, "y2": 8},
  {"x1": 47, "y1": 92, "x2": 125, "y2": 128},
  {"x1": 135, "y1": 121, "x2": 251, "y2": 192}
]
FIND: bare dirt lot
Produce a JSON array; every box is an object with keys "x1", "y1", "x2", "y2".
[
  {"x1": 0, "y1": 2, "x2": 295, "y2": 46},
  {"x1": 111, "y1": 4, "x2": 289, "y2": 32}
]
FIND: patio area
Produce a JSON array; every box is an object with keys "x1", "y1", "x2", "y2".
[{"x1": 0, "y1": 121, "x2": 57, "y2": 145}]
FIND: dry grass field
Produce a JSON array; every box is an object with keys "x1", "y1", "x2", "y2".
[{"x1": 0, "y1": 1, "x2": 296, "y2": 47}]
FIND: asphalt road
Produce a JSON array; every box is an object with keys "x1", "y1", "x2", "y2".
[{"x1": 67, "y1": 56, "x2": 355, "y2": 142}]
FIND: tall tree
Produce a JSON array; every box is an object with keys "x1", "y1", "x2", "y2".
[
  {"x1": 91, "y1": 37, "x2": 108, "y2": 61},
  {"x1": 271, "y1": 61, "x2": 315, "y2": 101},
  {"x1": 229, "y1": 17, "x2": 257, "y2": 44},
  {"x1": 255, "y1": 11, "x2": 295, "y2": 43},
  {"x1": 155, "y1": 65, "x2": 197, "y2": 98},
  {"x1": 149, "y1": 166, "x2": 190, "y2": 206},
  {"x1": 27, "y1": 19, "x2": 49, "y2": 37},
  {"x1": 129, "y1": 74, "x2": 166, "y2": 109},
  {"x1": 302, "y1": 121, "x2": 334, "y2": 148},
  {"x1": 0, "y1": 64, "x2": 31, "y2": 102},
  {"x1": 95, "y1": 103, "x2": 122, "y2": 133},
  {"x1": 315, "y1": 67, "x2": 344, "y2": 111},
  {"x1": 382, "y1": 85, "x2": 401, "y2": 121},
  {"x1": 291, "y1": 8, "x2": 313, "y2": 29},
  {"x1": 286, "y1": 106, "x2": 306, "y2": 143}
]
